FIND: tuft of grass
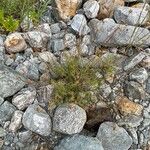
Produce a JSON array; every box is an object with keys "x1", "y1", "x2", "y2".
[
  {"x1": 0, "y1": 0, "x2": 50, "y2": 33},
  {"x1": 49, "y1": 55, "x2": 116, "y2": 108}
]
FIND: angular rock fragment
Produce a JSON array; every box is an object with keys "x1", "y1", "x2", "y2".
[
  {"x1": 116, "y1": 97, "x2": 143, "y2": 116},
  {"x1": 22, "y1": 104, "x2": 52, "y2": 136},
  {"x1": 53, "y1": 104, "x2": 86, "y2": 134},
  {"x1": 89, "y1": 18, "x2": 150, "y2": 47},
  {"x1": 97, "y1": 122, "x2": 132, "y2": 150},
  {"x1": 0, "y1": 65, "x2": 26, "y2": 98}
]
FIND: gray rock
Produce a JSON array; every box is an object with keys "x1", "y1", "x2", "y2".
[
  {"x1": 0, "y1": 36, "x2": 5, "y2": 64},
  {"x1": 123, "y1": 52, "x2": 145, "y2": 70},
  {"x1": 114, "y1": 6, "x2": 149, "y2": 26},
  {"x1": 51, "y1": 39, "x2": 65, "y2": 52},
  {"x1": 15, "y1": 59, "x2": 39, "y2": 81},
  {"x1": 146, "y1": 77, "x2": 150, "y2": 94},
  {"x1": 124, "y1": 81, "x2": 145, "y2": 100},
  {"x1": 24, "y1": 31, "x2": 49, "y2": 49},
  {"x1": 54, "y1": 134, "x2": 104, "y2": 150},
  {"x1": 22, "y1": 104, "x2": 52, "y2": 136},
  {"x1": 5, "y1": 56, "x2": 14, "y2": 66},
  {"x1": 0, "y1": 97, "x2": 4, "y2": 106},
  {"x1": 83, "y1": 0, "x2": 100, "y2": 18},
  {"x1": 53, "y1": 104, "x2": 87, "y2": 134},
  {"x1": 50, "y1": 23, "x2": 61, "y2": 34},
  {"x1": 0, "y1": 101, "x2": 16, "y2": 123},
  {"x1": 64, "y1": 33, "x2": 76, "y2": 48},
  {"x1": 38, "y1": 62, "x2": 48, "y2": 73},
  {"x1": 129, "y1": 68, "x2": 148, "y2": 84},
  {"x1": 4, "y1": 33, "x2": 27, "y2": 54},
  {"x1": 97, "y1": 122, "x2": 132, "y2": 150},
  {"x1": 71, "y1": 14, "x2": 90, "y2": 35},
  {"x1": 9, "y1": 110, "x2": 23, "y2": 132},
  {"x1": 89, "y1": 18, "x2": 150, "y2": 47},
  {"x1": 0, "y1": 65, "x2": 26, "y2": 98},
  {"x1": 12, "y1": 87, "x2": 36, "y2": 110},
  {"x1": 99, "y1": 83, "x2": 112, "y2": 98}
]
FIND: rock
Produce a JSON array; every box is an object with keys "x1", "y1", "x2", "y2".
[
  {"x1": 146, "y1": 78, "x2": 150, "y2": 94},
  {"x1": 89, "y1": 18, "x2": 150, "y2": 47},
  {"x1": 71, "y1": 14, "x2": 90, "y2": 35},
  {"x1": 0, "y1": 97, "x2": 4, "y2": 106},
  {"x1": 12, "y1": 87, "x2": 36, "y2": 110},
  {"x1": 0, "y1": 127, "x2": 6, "y2": 137},
  {"x1": 123, "y1": 52, "x2": 146, "y2": 70},
  {"x1": 124, "y1": 81, "x2": 145, "y2": 100},
  {"x1": 54, "y1": 134, "x2": 104, "y2": 150},
  {"x1": 0, "y1": 101, "x2": 16, "y2": 123},
  {"x1": 114, "y1": 6, "x2": 149, "y2": 26},
  {"x1": 97, "y1": 122, "x2": 132, "y2": 150},
  {"x1": 4, "y1": 33, "x2": 27, "y2": 54},
  {"x1": 22, "y1": 104, "x2": 52, "y2": 136},
  {"x1": 9, "y1": 110, "x2": 23, "y2": 132},
  {"x1": 50, "y1": 23, "x2": 61, "y2": 34},
  {"x1": 0, "y1": 65, "x2": 26, "y2": 98},
  {"x1": 97, "y1": 0, "x2": 124, "y2": 19},
  {"x1": 55, "y1": 0, "x2": 82, "y2": 20},
  {"x1": 53, "y1": 104, "x2": 87, "y2": 134},
  {"x1": 24, "y1": 31, "x2": 49, "y2": 50},
  {"x1": 83, "y1": 0, "x2": 100, "y2": 18},
  {"x1": 64, "y1": 33, "x2": 76, "y2": 48},
  {"x1": 15, "y1": 59, "x2": 39, "y2": 81},
  {"x1": 51, "y1": 39, "x2": 65, "y2": 52},
  {"x1": 129, "y1": 68, "x2": 148, "y2": 84},
  {"x1": 116, "y1": 97, "x2": 143, "y2": 116},
  {"x1": 99, "y1": 83, "x2": 112, "y2": 98},
  {"x1": 141, "y1": 55, "x2": 150, "y2": 69},
  {"x1": 0, "y1": 36, "x2": 5, "y2": 64}
]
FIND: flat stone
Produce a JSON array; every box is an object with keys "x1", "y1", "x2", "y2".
[
  {"x1": 116, "y1": 97, "x2": 143, "y2": 116},
  {"x1": 0, "y1": 101, "x2": 16, "y2": 123},
  {"x1": 12, "y1": 87, "x2": 36, "y2": 110},
  {"x1": 129, "y1": 68, "x2": 148, "y2": 84},
  {"x1": 24, "y1": 31, "x2": 49, "y2": 50},
  {"x1": 114, "y1": 6, "x2": 149, "y2": 25},
  {"x1": 123, "y1": 52, "x2": 145, "y2": 70},
  {"x1": 9, "y1": 110, "x2": 23, "y2": 132},
  {"x1": 54, "y1": 134, "x2": 104, "y2": 150},
  {"x1": 89, "y1": 18, "x2": 150, "y2": 47},
  {"x1": 97, "y1": 122, "x2": 132, "y2": 150},
  {"x1": 71, "y1": 14, "x2": 90, "y2": 35},
  {"x1": 4, "y1": 33, "x2": 27, "y2": 54},
  {"x1": 55, "y1": 0, "x2": 82, "y2": 20},
  {"x1": 0, "y1": 65, "x2": 26, "y2": 98},
  {"x1": 22, "y1": 104, "x2": 52, "y2": 136},
  {"x1": 83, "y1": 0, "x2": 100, "y2": 18},
  {"x1": 53, "y1": 103, "x2": 87, "y2": 134}
]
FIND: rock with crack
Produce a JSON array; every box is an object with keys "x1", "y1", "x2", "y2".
[
  {"x1": 54, "y1": 134, "x2": 104, "y2": 150},
  {"x1": 53, "y1": 103, "x2": 87, "y2": 134},
  {"x1": 0, "y1": 65, "x2": 26, "y2": 98},
  {"x1": 4, "y1": 33, "x2": 27, "y2": 54},
  {"x1": 12, "y1": 87, "x2": 36, "y2": 110},
  {"x1": 97, "y1": 122, "x2": 132, "y2": 150},
  {"x1": 22, "y1": 104, "x2": 52, "y2": 136},
  {"x1": 89, "y1": 18, "x2": 150, "y2": 47}
]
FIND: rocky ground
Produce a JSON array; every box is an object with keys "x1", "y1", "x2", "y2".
[{"x1": 0, "y1": 0, "x2": 150, "y2": 150}]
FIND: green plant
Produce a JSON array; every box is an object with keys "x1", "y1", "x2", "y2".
[
  {"x1": 0, "y1": 10, "x2": 19, "y2": 32},
  {"x1": 49, "y1": 55, "x2": 116, "y2": 108}
]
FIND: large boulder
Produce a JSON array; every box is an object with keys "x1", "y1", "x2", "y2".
[
  {"x1": 89, "y1": 18, "x2": 150, "y2": 47},
  {"x1": 0, "y1": 65, "x2": 26, "y2": 98},
  {"x1": 97, "y1": 122, "x2": 132, "y2": 150},
  {"x1": 54, "y1": 134, "x2": 104, "y2": 150},
  {"x1": 22, "y1": 104, "x2": 52, "y2": 136},
  {"x1": 53, "y1": 104, "x2": 87, "y2": 134}
]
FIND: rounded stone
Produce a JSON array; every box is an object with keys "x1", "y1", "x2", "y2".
[
  {"x1": 54, "y1": 134, "x2": 104, "y2": 150},
  {"x1": 97, "y1": 122, "x2": 132, "y2": 150},
  {"x1": 53, "y1": 104, "x2": 87, "y2": 134}
]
